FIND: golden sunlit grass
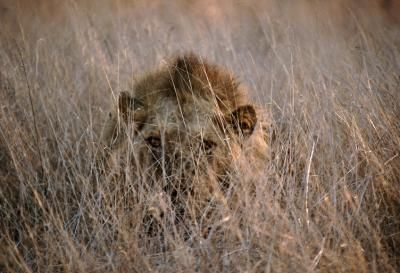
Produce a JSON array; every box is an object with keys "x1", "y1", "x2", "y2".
[{"x1": 0, "y1": 0, "x2": 399, "y2": 272}]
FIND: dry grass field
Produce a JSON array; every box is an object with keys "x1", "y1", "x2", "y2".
[{"x1": 0, "y1": 0, "x2": 400, "y2": 272}]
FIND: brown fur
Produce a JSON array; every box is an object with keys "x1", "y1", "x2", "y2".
[{"x1": 98, "y1": 53, "x2": 269, "y2": 220}]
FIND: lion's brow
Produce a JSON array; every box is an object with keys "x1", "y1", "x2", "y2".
[{"x1": 140, "y1": 87, "x2": 171, "y2": 97}]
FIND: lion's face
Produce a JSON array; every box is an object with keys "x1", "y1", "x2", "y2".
[
  {"x1": 120, "y1": 93, "x2": 257, "y2": 185},
  {"x1": 105, "y1": 54, "x2": 258, "y2": 195}
]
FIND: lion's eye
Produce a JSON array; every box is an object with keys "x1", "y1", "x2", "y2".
[
  {"x1": 146, "y1": 136, "x2": 161, "y2": 148},
  {"x1": 202, "y1": 139, "x2": 216, "y2": 152}
]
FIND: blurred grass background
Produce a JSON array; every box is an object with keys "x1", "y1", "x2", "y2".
[{"x1": 0, "y1": 0, "x2": 399, "y2": 272}]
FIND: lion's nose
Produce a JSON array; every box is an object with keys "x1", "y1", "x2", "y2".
[{"x1": 164, "y1": 151, "x2": 194, "y2": 178}]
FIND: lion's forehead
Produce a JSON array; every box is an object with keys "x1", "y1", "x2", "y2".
[{"x1": 142, "y1": 98, "x2": 218, "y2": 139}]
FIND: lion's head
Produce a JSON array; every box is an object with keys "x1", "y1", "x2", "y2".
[{"x1": 99, "y1": 54, "x2": 267, "y2": 207}]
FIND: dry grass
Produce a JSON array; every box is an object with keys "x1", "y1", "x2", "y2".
[{"x1": 0, "y1": 0, "x2": 400, "y2": 272}]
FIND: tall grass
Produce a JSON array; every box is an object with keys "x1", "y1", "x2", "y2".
[{"x1": 0, "y1": 0, "x2": 399, "y2": 272}]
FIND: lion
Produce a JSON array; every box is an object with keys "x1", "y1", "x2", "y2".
[{"x1": 97, "y1": 53, "x2": 269, "y2": 230}]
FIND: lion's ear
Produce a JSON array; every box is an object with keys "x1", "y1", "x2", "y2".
[
  {"x1": 228, "y1": 105, "x2": 257, "y2": 138},
  {"x1": 118, "y1": 91, "x2": 145, "y2": 124}
]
